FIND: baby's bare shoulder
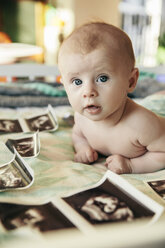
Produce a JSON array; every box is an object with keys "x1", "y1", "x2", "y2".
[
  {"x1": 126, "y1": 100, "x2": 165, "y2": 145},
  {"x1": 125, "y1": 99, "x2": 162, "y2": 127},
  {"x1": 137, "y1": 103, "x2": 162, "y2": 126}
]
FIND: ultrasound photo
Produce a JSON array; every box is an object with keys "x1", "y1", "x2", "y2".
[
  {"x1": 0, "y1": 202, "x2": 75, "y2": 232},
  {"x1": 148, "y1": 180, "x2": 165, "y2": 200},
  {"x1": 7, "y1": 137, "x2": 34, "y2": 157},
  {"x1": 25, "y1": 114, "x2": 54, "y2": 132},
  {"x1": 6, "y1": 132, "x2": 40, "y2": 158},
  {"x1": 63, "y1": 179, "x2": 155, "y2": 225},
  {"x1": 0, "y1": 105, "x2": 58, "y2": 134},
  {"x1": 0, "y1": 166, "x2": 24, "y2": 189},
  {"x1": 0, "y1": 149, "x2": 34, "y2": 191},
  {"x1": 0, "y1": 119, "x2": 23, "y2": 133}
]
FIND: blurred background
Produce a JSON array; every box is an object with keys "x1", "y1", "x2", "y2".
[{"x1": 0, "y1": 0, "x2": 165, "y2": 67}]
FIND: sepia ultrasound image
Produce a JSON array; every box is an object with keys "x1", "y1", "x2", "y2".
[
  {"x1": 0, "y1": 119, "x2": 23, "y2": 133},
  {"x1": 0, "y1": 202, "x2": 75, "y2": 232},
  {"x1": 148, "y1": 180, "x2": 165, "y2": 200},
  {"x1": 25, "y1": 114, "x2": 54, "y2": 132},
  {"x1": 64, "y1": 180, "x2": 154, "y2": 225}
]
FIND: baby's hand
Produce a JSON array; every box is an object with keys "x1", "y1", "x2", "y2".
[
  {"x1": 105, "y1": 154, "x2": 132, "y2": 174},
  {"x1": 74, "y1": 147, "x2": 98, "y2": 164}
]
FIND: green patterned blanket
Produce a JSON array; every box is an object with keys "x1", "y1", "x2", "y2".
[
  {"x1": 0, "y1": 95, "x2": 164, "y2": 207},
  {"x1": 0, "y1": 95, "x2": 165, "y2": 247}
]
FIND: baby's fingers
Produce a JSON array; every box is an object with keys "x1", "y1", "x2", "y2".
[
  {"x1": 74, "y1": 153, "x2": 86, "y2": 163},
  {"x1": 86, "y1": 150, "x2": 98, "y2": 163},
  {"x1": 105, "y1": 155, "x2": 113, "y2": 166},
  {"x1": 74, "y1": 152, "x2": 92, "y2": 164}
]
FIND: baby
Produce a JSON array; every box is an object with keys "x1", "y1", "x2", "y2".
[{"x1": 58, "y1": 22, "x2": 165, "y2": 174}]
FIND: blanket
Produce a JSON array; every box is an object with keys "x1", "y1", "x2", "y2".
[
  {"x1": 0, "y1": 95, "x2": 164, "y2": 203},
  {"x1": 0, "y1": 94, "x2": 165, "y2": 247},
  {"x1": 0, "y1": 81, "x2": 69, "y2": 107}
]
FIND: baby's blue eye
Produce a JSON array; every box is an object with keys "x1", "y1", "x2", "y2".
[
  {"x1": 97, "y1": 75, "x2": 109, "y2": 83},
  {"x1": 72, "y1": 79, "x2": 83, "y2": 85}
]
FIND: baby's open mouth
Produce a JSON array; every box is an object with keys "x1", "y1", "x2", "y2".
[{"x1": 85, "y1": 105, "x2": 101, "y2": 114}]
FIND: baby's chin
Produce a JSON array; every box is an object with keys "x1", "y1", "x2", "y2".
[
  {"x1": 75, "y1": 109, "x2": 106, "y2": 121},
  {"x1": 82, "y1": 112, "x2": 105, "y2": 122}
]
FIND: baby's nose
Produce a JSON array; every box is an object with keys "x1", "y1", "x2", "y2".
[{"x1": 83, "y1": 84, "x2": 98, "y2": 98}]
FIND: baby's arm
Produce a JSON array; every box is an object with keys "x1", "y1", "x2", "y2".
[
  {"x1": 130, "y1": 115, "x2": 165, "y2": 173},
  {"x1": 106, "y1": 111, "x2": 165, "y2": 174},
  {"x1": 72, "y1": 124, "x2": 98, "y2": 164},
  {"x1": 129, "y1": 151, "x2": 165, "y2": 173},
  {"x1": 106, "y1": 150, "x2": 165, "y2": 174},
  {"x1": 106, "y1": 151, "x2": 165, "y2": 174}
]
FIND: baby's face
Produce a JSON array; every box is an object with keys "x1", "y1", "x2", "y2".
[{"x1": 59, "y1": 47, "x2": 132, "y2": 121}]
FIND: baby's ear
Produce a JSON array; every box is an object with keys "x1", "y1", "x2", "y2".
[{"x1": 127, "y1": 68, "x2": 139, "y2": 93}]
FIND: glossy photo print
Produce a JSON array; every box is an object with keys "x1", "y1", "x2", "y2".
[
  {"x1": 0, "y1": 149, "x2": 34, "y2": 191},
  {"x1": 24, "y1": 105, "x2": 58, "y2": 132},
  {"x1": 0, "y1": 119, "x2": 23, "y2": 133},
  {"x1": 25, "y1": 114, "x2": 54, "y2": 132},
  {"x1": 6, "y1": 132, "x2": 40, "y2": 158},
  {"x1": 63, "y1": 179, "x2": 154, "y2": 225},
  {"x1": 52, "y1": 171, "x2": 163, "y2": 234},
  {"x1": 147, "y1": 179, "x2": 165, "y2": 200},
  {"x1": 0, "y1": 105, "x2": 58, "y2": 134},
  {"x1": 0, "y1": 202, "x2": 75, "y2": 233}
]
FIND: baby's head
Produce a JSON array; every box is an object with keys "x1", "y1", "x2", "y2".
[
  {"x1": 58, "y1": 22, "x2": 135, "y2": 72},
  {"x1": 58, "y1": 22, "x2": 138, "y2": 121}
]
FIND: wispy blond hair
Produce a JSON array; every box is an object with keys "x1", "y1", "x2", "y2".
[{"x1": 58, "y1": 22, "x2": 135, "y2": 69}]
